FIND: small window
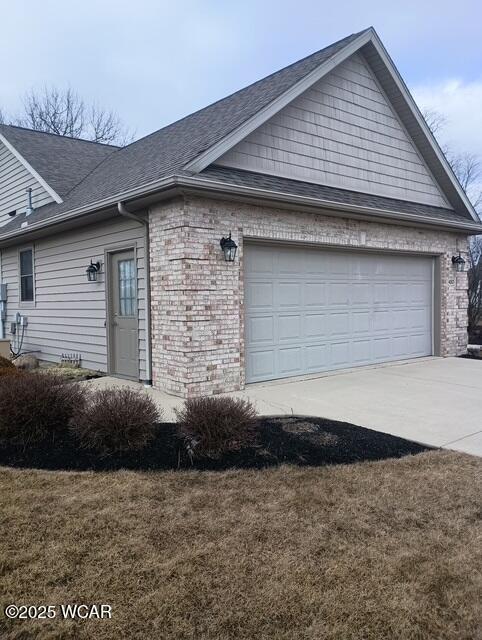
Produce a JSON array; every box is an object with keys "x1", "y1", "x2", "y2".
[
  {"x1": 118, "y1": 258, "x2": 136, "y2": 316},
  {"x1": 19, "y1": 248, "x2": 34, "y2": 303}
]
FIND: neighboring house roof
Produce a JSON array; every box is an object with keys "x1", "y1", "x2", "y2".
[
  {"x1": 0, "y1": 27, "x2": 481, "y2": 242},
  {"x1": 0, "y1": 124, "x2": 118, "y2": 199}
]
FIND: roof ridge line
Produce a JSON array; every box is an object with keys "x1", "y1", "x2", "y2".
[{"x1": 0, "y1": 123, "x2": 120, "y2": 148}]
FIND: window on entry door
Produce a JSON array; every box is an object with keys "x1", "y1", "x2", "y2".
[{"x1": 118, "y1": 258, "x2": 136, "y2": 316}]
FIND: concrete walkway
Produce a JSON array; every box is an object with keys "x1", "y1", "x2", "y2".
[{"x1": 85, "y1": 357, "x2": 482, "y2": 456}]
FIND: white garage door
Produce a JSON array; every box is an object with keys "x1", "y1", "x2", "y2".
[{"x1": 245, "y1": 244, "x2": 433, "y2": 383}]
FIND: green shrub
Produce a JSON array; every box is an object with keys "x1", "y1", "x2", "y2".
[
  {"x1": 176, "y1": 396, "x2": 258, "y2": 458},
  {"x1": 0, "y1": 373, "x2": 85, "y2": 446},
  {"x1": 69, "y1": 387, "x2": 160, "y2": 457}
]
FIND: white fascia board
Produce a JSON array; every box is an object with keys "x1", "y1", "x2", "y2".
[
  {"x1": 0, "y1": 132, "x2": 63, "y2": 204},
  {"x1": 183, "y1": 29, "x2": 374, "y2": 174},
  {"x1": 366, "y1": 31, "x2": 479, "y2": 223}
]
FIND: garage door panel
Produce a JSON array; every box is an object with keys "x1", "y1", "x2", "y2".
[
  {"x1": 305, "y1": 313, "x2": 326, "y2": 337},
  {"x1": 248, "y1": 349, "x2": 276, "y2": 380},
  {"x1": 411, "y1": 282, "x2": 432, "y2": 303},
  {"x1": 246, "y1": 250, "x2": 274, "y2": 275},
  {"x1": 304, "y1": 282, "x2": 326, "y2": 305},
  {"x1": 352, "y1": 282, "x2": 372, "y2": 304},
  {"x1": 277, "y1": 282, "x2": 301, "y2": 307},
  {"x1": 352, "y1": 311, "x2": 371, "y2": 333},
  {"x1": 331, "y1": 341, "x2": 350, "y2": 365},
  {"x1": 305, "y1": 252, "x2": 330, "y2": 273},
  {"x1": 278, "y1": 314, "x2": 302, "y2": 341},
  {"x1": 245, "y1": 244, "x2": 433, "y2": 383},
  {"x1": 247, "y1": 315, "x2": 274, "y2": 344},
  {"x1": 328, "y1": 312, "x2": 350, "y2": 336},
  {"x1": 352, "y1": 340, "x2": 372, "y2": 363},
  {"x1": 329, "y1": 254, "x2": 351, "y2": 275},
  {"x1": 328, "y1": 282, "x2": 351, "y2": 305},
  {"x1": 373, "y1": 337, "x2": 392, "y2": 360},
  {"x1": 279, "y1": 347, "x2": 302, "y2": 374},
  {"x1": 374, "y1": 283, "x2": 390, "y2": 304},
  {"x1": 305, "y1": 343, "x2": 327, "y2": 369},
  {"x1": 246, "y1": 281, "x2": 274, "y2": 309}
]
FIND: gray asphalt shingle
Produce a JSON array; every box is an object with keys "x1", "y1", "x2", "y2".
[
  {"x1": 0, "y1": 124, "x2": 118, "y2": 197},
  {"x1": 0, "y1": 28, "x2": 477, "y2": 235}
]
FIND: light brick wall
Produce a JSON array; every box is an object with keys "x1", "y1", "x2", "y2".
[{"x1": 149, "y1": 195, "x2": 468, "y2": 397}]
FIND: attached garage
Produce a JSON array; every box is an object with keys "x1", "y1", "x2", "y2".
[{"x1": 245, "y1": 243, "x2": 434, "y2": 383}]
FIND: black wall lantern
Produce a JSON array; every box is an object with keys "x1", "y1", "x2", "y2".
[
  {"x1": 220, "y1": 232, "x2": 238, "y2": 262},
  {"x1": 451, "y1": 253, "x2": 466, "y2": 273},
  {"x1": 86, "y1": 260, "x2": 102, "y2": 282}
]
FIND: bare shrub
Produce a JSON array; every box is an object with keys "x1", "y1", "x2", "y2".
[
  {"x1": 0, "y1": 373, "x2": 85, "y2": 446},
  {"x1": 70, "y1": 387, "x2": 160, "y2": 457},
  {"x1": 0, "y1": 367, "x2": 24, "y2": 379},
  {"x1": 0, "y1": 355, "x2": 14, "y2": 369},
  {"x1": 176, "y1": 396, "x2": 258, "y2": 458},
  {"x1": 14, "y1": 354, "x2": 39, "y2": 370}
]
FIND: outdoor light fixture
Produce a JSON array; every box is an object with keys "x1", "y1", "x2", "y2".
[
  {"x1": 220, "y1": 232, "x2": 238, "y2": 262},
  {"x1": 451, "y1": 253, "x2": 466, "y2": 273},
  {"x1": 86, "y1": 260, "x2": 102, "y2": 282}
]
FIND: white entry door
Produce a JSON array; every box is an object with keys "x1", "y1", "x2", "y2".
[{"x1": 245, "y1": 244, "x2": 433, "y2": 383}]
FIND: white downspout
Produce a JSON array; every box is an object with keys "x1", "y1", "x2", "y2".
[{"x1": 117, "y1": 202, "x2": 152, "y2": 387}]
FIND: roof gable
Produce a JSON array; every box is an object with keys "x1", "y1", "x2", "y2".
[
  {"x1": 215, "y1": 51, "x2": 449, "y2": 208},
  {"x1": 6, "y1": 31, "x2": 364, "y2": 213},
  {"x1": 0, "y1": 139, "x2": 55, "y2": 227},
  {"x1": 184, "y1": 28, "x2": 477, "y2": 222},
  {"x1": 0, "y1": 125, "x2": 118, "y2": 199}
]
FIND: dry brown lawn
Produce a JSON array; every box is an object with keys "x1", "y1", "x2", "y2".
[{"x1": 1, "y1": 450, "x2": 481, "y2": 639}]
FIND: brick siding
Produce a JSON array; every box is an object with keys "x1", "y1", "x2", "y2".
[{"x1": 149, "y1": 195, "x2": 468, "y2": 397}]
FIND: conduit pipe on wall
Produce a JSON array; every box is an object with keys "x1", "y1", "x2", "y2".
[{"x1": 117, "y1": 201, "x2": 152, "y2": 387}]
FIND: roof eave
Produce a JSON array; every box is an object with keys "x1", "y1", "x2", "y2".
[
  {"x1": 179, "y1": 174, "x2": 482, "y2": 234},
  {"x1": 1, "y1": 173, "x2": 480, "y2": 247}
]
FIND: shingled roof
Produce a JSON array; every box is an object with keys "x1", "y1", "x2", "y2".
[
  {"x1": 1, "y1": 27, "x2": 480, "y2": 238},
  {"x1": 0, "y1": 124, "x2": 118, "y2": 198}
]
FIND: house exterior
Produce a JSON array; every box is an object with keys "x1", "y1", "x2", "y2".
[{"x1": 0, "y1": 27, "x2": 481, "y2": 397}]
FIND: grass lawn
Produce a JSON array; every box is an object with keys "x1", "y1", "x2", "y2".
[{"x1": 1, "y1": 450, "x2": 481, "y2": 639}]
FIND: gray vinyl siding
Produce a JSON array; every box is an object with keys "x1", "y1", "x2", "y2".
[
  {"x1": 0, "y1": 141, "x2": 54, "y2": 227},
  {"x1": 0, "y1": 216, "x2": 147, "y2": 377},
  {"x1": 216, "y1": 52, "x2": 449, "y2": 208}
]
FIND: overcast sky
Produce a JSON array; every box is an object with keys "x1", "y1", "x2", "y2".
[{"x1": 1, "y1": 0, "x2": 481, "y2": 160}]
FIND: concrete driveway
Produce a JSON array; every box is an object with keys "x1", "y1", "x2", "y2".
[{"x1": 86, "y1": 357, "x2": 482, "y2": 456}]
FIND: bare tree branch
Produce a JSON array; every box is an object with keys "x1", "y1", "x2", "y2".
[
  {"x1": 13, "y1": 86, "x2": 133, "y2": 146},
  {"x1": 422, "y1": 108, "x2": 482, "y2": 215},
  {"x1": 422, "y1": 108, "x2": 447, "y2": 136},
  {"x1": 468, "y1": 236, "x2": 482, "y2": 338}
]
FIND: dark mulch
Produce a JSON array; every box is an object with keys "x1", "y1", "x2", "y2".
[
  {"x1": 468, "y1": 330, "x2": 482, "y2": 346},
  {"x1": 0, "y1": 416, "x2": 430, "y2": 472},
  {"x1": 459, "y1": 353, "x2": 482, "y2": 360}
]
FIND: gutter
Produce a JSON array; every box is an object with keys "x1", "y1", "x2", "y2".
[
  {"x1": 177, "y1": 175, "x2": 482, "y2": 233},
  {"x1": 117, "y1": 202, "x2": 152, "y2": 388},
  {"x1": 0, "y1": 174, "x2": 481, "y2": 247}
]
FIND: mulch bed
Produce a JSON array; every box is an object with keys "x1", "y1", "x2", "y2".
[{"x1": 0, "y1": 416, "x2": 430, "y2": 472}]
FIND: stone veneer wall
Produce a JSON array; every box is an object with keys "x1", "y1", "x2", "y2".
[{"x1": 149, "y1": 195, "x2": 468, "y2": 397}]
